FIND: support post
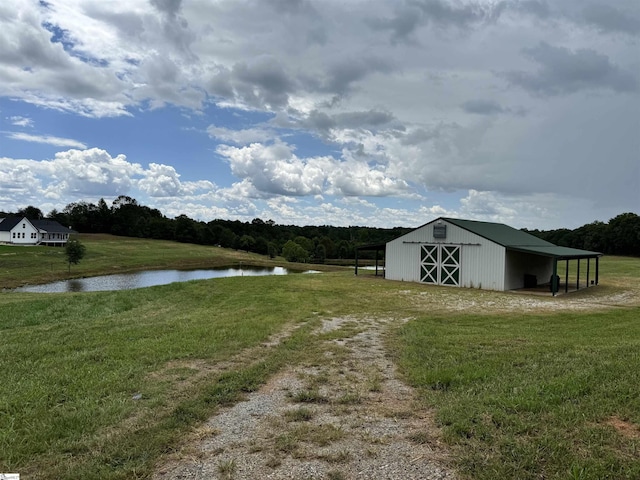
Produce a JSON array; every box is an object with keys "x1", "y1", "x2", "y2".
[
  {"x1": 576, "y1": 259, "x2": 580, "y2": 290},
  {"x1": 596, "y1": 257, "x2": 599, "y2": 285},
  {"x1": 355, "y1": 248, "x2": 359, "y2": 276},
  {"x1": 552, "y1": 259, "x2": 558, "y2": 296},
  {"x1": 565, "y1": 259, "x2": 569, "y2": 293},
  {"x1": 586, "y1": 258, "x2": 590, "y2": 287}
]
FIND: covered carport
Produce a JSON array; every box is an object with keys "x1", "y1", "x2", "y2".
[{"x1": 507, "y1": 245, "x2": 603, "y2": 296}]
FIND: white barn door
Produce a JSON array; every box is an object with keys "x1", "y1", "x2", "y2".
[{"x1": 420, "y1": 244, "x2": 461, "y2": 286}]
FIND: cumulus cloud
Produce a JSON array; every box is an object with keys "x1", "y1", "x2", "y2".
[
  {"x1": 217, "y1": 141, "x2": 328, "y2": 196},
  {"x1": 138, "y1": 163, "x2": 184, "y2": 197},
  {"x1": 216, "y1": 140, "x2": 410, "y2": 198}
]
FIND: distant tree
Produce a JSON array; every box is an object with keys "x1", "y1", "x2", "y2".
[
  {"x1": 312, "y1": 244, "x2": 327, "y2": 263},
  {"x1": 607, "y1": 213, "x2": 640, "y2": 256},
  {"x1": 267, "y1": 242, "x2": 279, "y2": 259},
  {"x1": 18, "y1": 205, "x2": 43, "y2": 219},
  {"x1": 65, "y1": 239, "x2": 86, "y2": 273},
  {"x1": 239, "y1": 235, "x2": 256, "y2": 252},
  {"x1": 254, "y1": 236, "x2": 269, "y2": 255},
  {"x1": 282, "y1": 240, "x2": 309, "y2": 263},
  {"x1": 294, "y1": 236, "x2": 314, "y2": 255}
]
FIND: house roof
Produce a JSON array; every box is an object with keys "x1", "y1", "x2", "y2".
[
  {"x1": 0, "y1": 217, "x2": 22, "y2": 231},
  {"x1": 441, "y1": 217, "x2": 602, "y2": 259},
  {"x1": 32, "y1": 219, "x2": 75, "y2": 234},
  {"x1": 0, "y1": 217, "x2": 76, "y2": 234}
]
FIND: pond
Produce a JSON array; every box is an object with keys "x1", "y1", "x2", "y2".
[{"x1": 14, "y1": 266, "x2": 318, "y2": 293}]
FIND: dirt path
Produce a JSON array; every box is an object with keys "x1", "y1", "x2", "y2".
[{"x1": 154, "y1": 316, "x2": 456, "y2": 480}]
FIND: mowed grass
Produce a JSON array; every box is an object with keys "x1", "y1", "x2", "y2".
[
  {"x1": 0, "y1": 236, "x2": 639, "y2": 480},
  {"x1": 0, "y1": 273, "x2": 364, "y2": 479},
  {"x1": 394, "y1": 257, "x2": 640, "y2": 480}
]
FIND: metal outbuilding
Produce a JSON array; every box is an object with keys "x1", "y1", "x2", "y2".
[{"x1": 384, "y1": 217, "x2": 602, "y2": 295}]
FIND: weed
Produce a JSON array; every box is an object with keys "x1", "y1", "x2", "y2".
[
  {"x1": 320, "y1": 450, "x2": 352, "y2": 464},
  {"x1": 285, "y1": 407, "x2": 314, "y2": 422},
  {"x1": 289, "y1": 389, "x2": 329, "y2": 404},
  {"x1": 217, "y1": 458, "x2": 236, "y2": 479},
  {"x1": 336, "y1": 391, "x2": 362, "y2": 405},
  {"x1": 408, "y1": 431, "x2": 430, "y2": 445},
  {"x1": 275, "y1": 433, "x2": 298, "y2": 453}
]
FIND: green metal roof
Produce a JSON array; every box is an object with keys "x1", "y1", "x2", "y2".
[{"x1": 442, "y1": 218, "x2": 602, "y2": 259}]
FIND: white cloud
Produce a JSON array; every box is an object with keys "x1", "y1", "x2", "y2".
[
  {"x1": 5, "y1": 132, "x2": 87, "y2": 149},
  {"x1": 8, "y1": 116, "x2": 34, "y2": 127},
  {"x1": 216, "y1": 141, "x2": 329, "y2": 197},
  {"x1": 207, "y1": 125, "x2": 273, "y2": 145}
]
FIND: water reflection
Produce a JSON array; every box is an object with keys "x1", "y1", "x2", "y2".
[{"x1": 15, "y1": 266, "x2": 307, "y2": 293}]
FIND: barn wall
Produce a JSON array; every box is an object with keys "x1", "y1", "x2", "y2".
[
  {"x1": 385, "y1": 219, "x2": 507, "y2": 290},
  {"x1": 505, "y1": 251, "x2": 553, "y2": 290}
]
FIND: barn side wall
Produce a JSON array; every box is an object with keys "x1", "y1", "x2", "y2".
[
  {"x1": 504, "y1": 251, "x2": 553, "y2": 290},
  {"x1": 385, "y1": 219, "x2": 507, "y2": 290}
]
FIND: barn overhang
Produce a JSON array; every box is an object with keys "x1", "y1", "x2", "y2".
[{"x1": 506, "y1": 245, "x2": 603, "y2": 295}]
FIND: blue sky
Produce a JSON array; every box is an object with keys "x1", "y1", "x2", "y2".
[{"x1": 1, "y1": 0, "x2": 638, "y2": 230}]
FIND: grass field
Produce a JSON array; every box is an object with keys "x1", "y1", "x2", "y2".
[{"x1": 1, "y1": 237, "x2": 638, "y2": 479}]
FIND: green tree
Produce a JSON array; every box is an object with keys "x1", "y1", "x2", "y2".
[
  {"x1": 65, "y1": 239, "x2": 86, "y2": 273},
  {"x1": 18, "y1": 205, "x2": 43, "y2": 219},
  {"x1": 607, "y1": 213, "x2": 640, "y2": 256},
  {"x1": 239, "y1": 235, "x2": 256, "y2": 252},
  {"x1": 267, "y1": 242, "x2": 279, "y2": 259},
  {"x1": 282, "y1": 240, "x2": 309, "y2": 263}
]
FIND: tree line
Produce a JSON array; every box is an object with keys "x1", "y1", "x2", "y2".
[
  {"x1": 524, "y1": 212, "x2": 640, "y2": 256},
  {"x1": 1, "y1": 197, "x2": 410, "y2": 263},
  {"x1": 4, "y1": 200, "x2": 638, "y2": 259}
]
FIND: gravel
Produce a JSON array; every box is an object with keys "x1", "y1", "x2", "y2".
[{"x1": 154, "y1": 317, "x2": 457, "y2": 480}]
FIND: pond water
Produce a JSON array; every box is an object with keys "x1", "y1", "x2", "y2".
[{"x1": 15, "y1": 266, "x2": 316, "y2": 293}]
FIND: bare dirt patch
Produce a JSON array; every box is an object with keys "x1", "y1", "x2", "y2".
[
  {"x1": 397, "y1": 282, "x2": 640, "y2": 314},
  {"x1": 604, "y1": 416, "x2": 640, "y2": 440},
  {"x1": 153, "y1": 317, "x2": 456, "y2": 479}
]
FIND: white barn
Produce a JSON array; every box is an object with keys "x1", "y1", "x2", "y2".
[{"x1": 384, "y1": 217, "x2": 602, "y2": 295}]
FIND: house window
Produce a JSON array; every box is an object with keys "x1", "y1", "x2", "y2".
[
  {"x1": 12, "y1": 232, "x2": 16, "y2": 238},
  {"x1": 22, "y1": 232, "x2": 25, "y2": 238}
]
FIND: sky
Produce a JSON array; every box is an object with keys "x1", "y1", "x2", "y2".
[{"x1": 0, "y1": 0, "x2": 638, "y2": 230}]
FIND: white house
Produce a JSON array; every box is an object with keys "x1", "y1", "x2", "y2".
[
  {"x1": 0, "y1": 217, "x2": 76, "y2": 246},
  {"x1": 384, "y1": 217, "x2": 602, "y2": 295}
]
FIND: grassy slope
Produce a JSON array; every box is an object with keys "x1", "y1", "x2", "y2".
[{"x1": 1, "y1": 237, "x2": 639, "y2": 479}]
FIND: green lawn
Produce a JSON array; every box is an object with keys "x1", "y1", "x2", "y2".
[{"x1": 1, "y1": 237, "x2": 638, "y2": 479}]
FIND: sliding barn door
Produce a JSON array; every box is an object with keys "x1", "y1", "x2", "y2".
[{"x1": 420, "y1": 244, "x2": 460, "y2": 286}]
